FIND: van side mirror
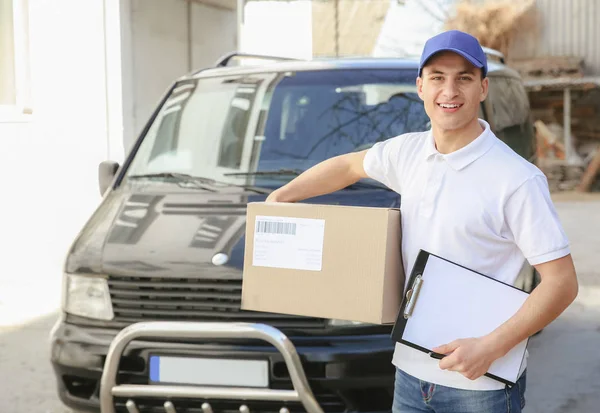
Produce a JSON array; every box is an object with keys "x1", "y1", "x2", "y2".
[{"x1": 98, "y1": 160, "x2": 120, "y2": 195}]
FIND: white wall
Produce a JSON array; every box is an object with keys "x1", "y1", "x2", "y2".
[
  {"x1": 122, "y1": 0, "x2": 237, "y2": 151},
  {"x1": 0, "y1": 0, "x2": 121, "y2": 324},
  {"x1": 126, "y1": 0, "x2": 188, "y2": 151},
  {"x1": 191, "y1": 2, "x2": 237, "y2": 69}
]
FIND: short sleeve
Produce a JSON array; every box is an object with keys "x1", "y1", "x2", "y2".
[
  {"x1": 363, "y1": 137, "x2": 404, "y2": 194},
  {"x1": 504, "y1": 174, "x2": 570, "y2": 266}
]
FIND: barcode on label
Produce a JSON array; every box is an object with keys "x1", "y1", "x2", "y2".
[{"x1": 256, "y1": 220, "x2": 297, "y2": 235}]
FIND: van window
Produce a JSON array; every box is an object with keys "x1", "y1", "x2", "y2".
[
  {"x1": 127, "y1": 78, "x2": 263, "y2": 181},
  {"x1": 125, "y1": 69, "x2": 430, "y2": 187},
  {"x1": 254, "y1": 70, "x2": 429, "y2": 176}
]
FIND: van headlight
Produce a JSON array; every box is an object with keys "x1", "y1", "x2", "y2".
[
  {"x1": 63, "y1": 274, "x2": 114, "y2": 320},
  {"x1": 327, "y1": 319, "x2": 369, "y2": 327}
]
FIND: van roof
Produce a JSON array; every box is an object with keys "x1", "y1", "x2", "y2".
[{"x1": 185, "y1": 54, "x2": 520, "y2": 81}]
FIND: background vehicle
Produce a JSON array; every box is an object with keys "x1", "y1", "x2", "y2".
[{"x1": 51, "y1": 51, "x2": 539, "y2": 413}]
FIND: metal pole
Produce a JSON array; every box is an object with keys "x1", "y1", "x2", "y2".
[
  {"x1": 563, "y1": 87, "x2": 572, "y2": 163},
  {"x1": 237, "y1": 0, "x2": 245, "y2": 52},
  {"x1": 187, "y1": 0, "x2": 192, "y2": 72},
  {"x1": 102, "y1": 0, "x2": 111, "y2": 160},
  {"x1": 99, "y1": 322, "x2": 324, "y2": 413},
  {"x1": 334, "y1": 0, "x2": 339, "y2": 57}
]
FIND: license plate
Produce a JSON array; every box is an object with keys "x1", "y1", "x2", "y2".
[{"x1": 149, "y1": 355, "x2": 269, "y2": 388}]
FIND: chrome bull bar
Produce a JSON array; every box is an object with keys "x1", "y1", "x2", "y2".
[{"x1": 99, "y1": 321, "x2": 325, "y2": 413}]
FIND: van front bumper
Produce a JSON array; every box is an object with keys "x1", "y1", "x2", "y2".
[{"x1": 50, "y1": 317, "x2": 396, "y2": 413}]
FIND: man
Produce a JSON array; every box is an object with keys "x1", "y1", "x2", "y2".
[{"x1": 266, "y1": 30, "x2": 578, "y2": 413}]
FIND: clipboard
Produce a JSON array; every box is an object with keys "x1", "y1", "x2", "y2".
[{"x1": 391, "y1": 250, "x2": 530, "y2": 387}]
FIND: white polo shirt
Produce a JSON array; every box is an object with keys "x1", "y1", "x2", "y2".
[{"x1": 363, "y1": 119, "x2": 570, "y2": 391}]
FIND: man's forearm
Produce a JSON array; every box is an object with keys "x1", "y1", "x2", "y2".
[
  {"x1": 485, "y1": 255, "x2": 578, "y2": 358},
  {"x1": 268, "y1": 152, "x2": 366, "y2": 202}
]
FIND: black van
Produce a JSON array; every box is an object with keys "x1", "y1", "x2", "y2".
[{"x1": 50, "y1": 52, "x2": 539, "y2": 413}]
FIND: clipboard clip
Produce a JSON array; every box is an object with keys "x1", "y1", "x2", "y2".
[{"x1": 403, "y1": 274, "x2": 423, "y2": 319}]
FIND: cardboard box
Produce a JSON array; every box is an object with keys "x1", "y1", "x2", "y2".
[{"x1": 241, "y1": 202, "x2": 404, "y2": 324}]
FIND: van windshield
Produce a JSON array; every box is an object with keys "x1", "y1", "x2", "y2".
[{"x1": 125, "y1": 69, "x2": 429, "y2": 188}]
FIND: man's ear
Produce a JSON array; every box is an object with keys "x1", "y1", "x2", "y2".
[
  {"x1": 417, "y1": 77, "x2": 424, "y2": 100},
  {"x1": 480, "y1": 77, "x2": 489, "y2": 102}
]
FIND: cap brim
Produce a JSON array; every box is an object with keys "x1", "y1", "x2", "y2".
[{"x1": 420, "y1": 48, "x2": 484, "y2": 73}]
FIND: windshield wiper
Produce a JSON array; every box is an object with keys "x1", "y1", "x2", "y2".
[
  {"x1": 127, "y1": 172, "x2": 270, "y2": 194},
  {"x1": 129, "y1": 172, "x2": 211, "y2": 182},
  {"x1": 128, "y1": 172, "x2": 217, "y2": 191},
  {"x1": 224, "y1": 168, "x2": 304, "y2": 177}
]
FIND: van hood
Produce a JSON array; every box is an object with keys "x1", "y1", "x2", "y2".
[{"x1": 65, "y1": 182, "x2": 400, "y2": 279}]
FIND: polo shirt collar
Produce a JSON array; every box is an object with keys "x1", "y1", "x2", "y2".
[{"x1": 423, "y1": 119, "x2": 496, "y2": 171}]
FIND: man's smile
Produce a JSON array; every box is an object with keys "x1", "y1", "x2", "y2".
[{"x1": 437, "y1": 102, "x2": 464, "y2": 112}]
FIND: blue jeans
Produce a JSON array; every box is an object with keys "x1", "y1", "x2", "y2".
[{"x1": 392, "y1": 368, "x2": 526, "y2": 413}]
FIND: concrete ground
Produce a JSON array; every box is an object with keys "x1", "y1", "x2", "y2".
[
  {"x1": 0, "y1": 194, "x2": 599, "y2": 413},
  {"x1": 523, "y1": 196, "x2": 600, "y2": 413}
]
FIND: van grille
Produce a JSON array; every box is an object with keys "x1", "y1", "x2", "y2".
[{"x1": 107, "y1": 276, "x2": 327, "y2": 331}]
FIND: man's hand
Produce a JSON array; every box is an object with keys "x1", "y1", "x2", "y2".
[
  {"x1": 432, "y1": 336, "x2": 502, "y2": 381},
  {"x1": 265, "y1": 191, "x2": 281, "y2": 203},
  {"x1": 432, "y1": 255, "x2": 578, "y2": 382}
]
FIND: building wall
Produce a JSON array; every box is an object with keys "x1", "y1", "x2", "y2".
[
  {"x1": 0, "y1": 0, "x2": 238, "y2": 321},
  {"x1": 240, "y1": 0, "x2": 388, "y2": 59},
  {"x1": 0, "y1": 0, "x2": 122, "y2": 319},
  {"x1": 312, "y1": 0, "x2": 389, "y2": 57},
  {"x1": 122, "y1": 0, "x2": 237, "y2": 151},
  {"x1": 509, "y1": 0, "x2": 600, "y2": 76},
  {"x1": 191, "y1": 2, "x2": 237, "y2": 69}
]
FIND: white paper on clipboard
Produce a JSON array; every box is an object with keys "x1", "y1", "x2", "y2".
[{"x1": 402, "y1": 254, "x2": 529, "y2": 385}]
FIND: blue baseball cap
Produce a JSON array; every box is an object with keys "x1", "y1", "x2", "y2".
[{"x1": 419, "y1": 30, "x2": 488, "y2": 78}]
